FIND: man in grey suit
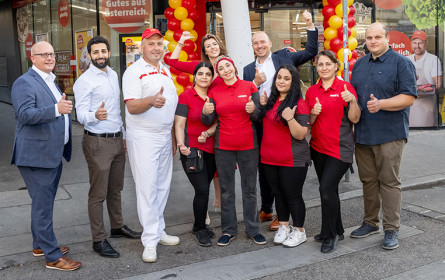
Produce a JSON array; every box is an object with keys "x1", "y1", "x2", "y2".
[{"x1": 11, "y1": 41, "x2": 82, "y2": 271}]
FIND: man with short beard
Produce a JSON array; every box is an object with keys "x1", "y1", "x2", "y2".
[{"x1": 74, "y1": 35, "x2": 141, "y2": 259}]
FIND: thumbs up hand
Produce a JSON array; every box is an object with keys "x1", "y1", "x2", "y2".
[
  {"x1": 254, "y1": 67, "x2": 267, "y2": 86},
  {"x1": 95, "y1": 101, "x2": 108, "y2": 121},
  {"x1": 341, "y1": 84, "x2": 355, "y2": 103},
  {"x1": 367, "y1": 93, "x2": 380, "y2": 113},
  {"x1": 152, "y1": 87, "x2": 166, "y2": 108},
  {"x1": 202, "y1": 96, "x2": 215, "y2": 115},
  {"x1": 245, "y1": 96, "x2": 256, "y2": 114},
  {"x1": 57, "y1": 93, "x2": 73, "y2": 114},
  {"x1": 311, "y1": 97, "x2": 322, "y2": 116},
  {"x1": 282, "y1": 105, "x2": 297, "y2": 122},
  {"x1": 260, "y1": 90, "x2": 268, "y2": 106}
]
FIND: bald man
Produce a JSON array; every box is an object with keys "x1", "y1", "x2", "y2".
[
  {"x1": 11, "y1": 41, "x2": 82, "y2": 271},
  {"x1": 350, "y1": 23, "x2": 417, "y2": 250}
]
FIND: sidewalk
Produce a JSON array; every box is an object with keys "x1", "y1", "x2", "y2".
[{"x1": 1, "y1": 101, "x2": 445, "y2": 271}]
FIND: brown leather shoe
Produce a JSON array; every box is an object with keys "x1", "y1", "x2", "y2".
[
  {"x1": 259, "y1": 211, "x2": 273, "y2": 222},
  {"x1": 268, "y1": 217, "x2": 280, "y2": 231},
  {"x1": 46, "y1": 256, "x2": 81, "y2": 271},
  {"x1": 33, "y1": 246, "x2": 70, "y2": 257}
]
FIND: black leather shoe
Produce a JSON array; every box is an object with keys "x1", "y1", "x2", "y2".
[
  {"x1": 110, "y1": 225, "x2": 142, "y2": 239},
  {"x1": 93, "y1": 239, "x2": 120, "y2": 258},
  {"x1": 314, "y1": 234, "x2": 344, "y2": 242},
  {"x1": 321, "y1": 236, "x2": 338, "y2": 253}
]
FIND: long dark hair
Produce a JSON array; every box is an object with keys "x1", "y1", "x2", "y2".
[
  {"x1": 192, "y1": 61, "x2": 214, "y2": 86},
  {"x1": 200, "y1": 34, "x2": 228, "y2": 63},
  {"x1": 264, "y1": 65, "x2": 302, "y2": 126}
]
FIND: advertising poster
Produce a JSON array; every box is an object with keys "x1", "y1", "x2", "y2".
[
  {"x1": 54, "y1": 50, "x2": 71, "y2": 76},
  {"x1": 122, "y1": 36, "x2": 142, "y2": 68},
  {"x1": 75, "y1": 29, "x2": 93, "y2": 78},
  {"x1": 35, "y1": 33, "x2": 48, "y2": 43}
]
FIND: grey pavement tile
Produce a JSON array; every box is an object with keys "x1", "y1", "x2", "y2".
[{"x1": 383, "y1": 259, "x2": 445, "y2": 280}]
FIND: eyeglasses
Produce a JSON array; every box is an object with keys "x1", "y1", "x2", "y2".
[{"x1": 33, "y1": 53, "x2": 55, "y2": 59}]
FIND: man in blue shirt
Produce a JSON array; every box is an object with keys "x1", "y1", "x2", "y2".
[{"x1": 350, "y1": 23, "x2": 416, "y2": 250}]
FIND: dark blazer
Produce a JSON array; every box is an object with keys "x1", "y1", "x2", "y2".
[
  {"x1": 11, "y1": 67, "x2": 72, "y2": 168},
  {"x1": 243, "y1": 29, "x2": 319, "y2": 82}
]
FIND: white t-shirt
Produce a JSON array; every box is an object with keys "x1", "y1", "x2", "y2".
[
  {"x1": 408, "y1": 51, "x2": 442, "y2": 85},
  {"x1": 122, "y1": 58, "x2": 178, "y2": 131}
]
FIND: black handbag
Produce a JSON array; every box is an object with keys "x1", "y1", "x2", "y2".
[{"x1": 185, "y1": 148, "x2": 204, "y2": 173}]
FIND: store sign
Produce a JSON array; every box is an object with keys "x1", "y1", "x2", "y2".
[
  {"x1": 54, "y1": 50, "x2": 71, "y2": 75},
  {"x1": 388, "y1": 31, "x2": 412, "y2": 56},
  {"x1": 58, "y1": 0, "x2": 70, "y2": 27},
  {"x1": 25, "y1": 33, "x2": 33, "y2": 59},
  {"x1": 102, "y1": 0, "x2": 151, "y2": 33},
  {"x1": 12, "y1": 0, "x2": 37, "y2": 8},
  {"x1": 284, "y1": 40, "x2": 292, "y2": 44}
]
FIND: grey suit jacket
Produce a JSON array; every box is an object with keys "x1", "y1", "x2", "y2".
[{"x1": 11, "y1": 67, "x2": 72, "y2": 168}]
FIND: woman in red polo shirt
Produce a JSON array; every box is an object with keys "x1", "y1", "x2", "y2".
[
  {"x1": 175, "y1": 62, "x2": 217, "y2": 247},
  {"x1": 305, "y1": 50, "x2": 361, "y2": 253},
  {"x1": 201, "y1": 56, "x2": 266, "y2": 247},
  {"x1": 259, "y1": 64, "x2": 311, "y2": 248}
]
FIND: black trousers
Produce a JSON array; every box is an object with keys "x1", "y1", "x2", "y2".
[
  {"x1": 311, "y1": 147, "x2": 350, "y2": 239},
  {"x1": 255, "y1": 122, "x2": 274, "y2": 214},
  {"x1": 263, "y1": 164, "x2": 308, "y2": 227},
  {"x1": 181, "y1": 151, "x2": 216, "y2": 231}
]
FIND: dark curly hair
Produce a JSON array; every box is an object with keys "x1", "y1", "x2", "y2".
[{"x1": 264, "y1": 64, "x2": 302, "y2": 126}]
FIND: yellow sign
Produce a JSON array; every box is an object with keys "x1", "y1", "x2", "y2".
[
  {"x1": 122, "y1": 36, "x2": 142, "y2": 68},
  {"x1": 75, "y1": 29, "x2": 93, "y2": 78}
]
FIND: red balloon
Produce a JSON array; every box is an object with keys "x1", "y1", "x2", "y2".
[
  {"x1": 349, "y1": 6, "x2": 355, "y2": 16},
  {"x1": 173, "y1": 29, "x2": 184, "y2": 42},
  {"x1": 188, "y1": 52, "x2": 199, "y2": 61},
  {"x1": 348, "y1": 58, "x2": 357, "y2": 70},
  {"x1": 348, "y1": 16, "x2": 356, "y2": 28},
  {"x1": 337, "y1": 27, "x2": 351, "y2": 39},
  {"x1": 167, "y1": 19, "x2": 181, "y2": 31},
  {"x1": 328, "y1": 0, "x2": 341, "y2": 6},
  {"x1": 183, "y1": 40, "x2": 195, "y2": 53},
  {"x1": 351, "y1": 49, "x2": 358, "y2": 60},
  {"x1": 330, "y1": 38, "x2": 343, "y2": 52},
  {"x1": 322, "y1": 6, "x2": 335, "y2": 18},
  {"x1": 188, "y1": 9, "x2": 199, "y2": 21},
  {"x1": 176, "y1": 73, "x2": 190, "y2": 86},
  {"x1": 164, "y1": 7, "x2": 175, "y2": 20},
  {"x1": 164, "y1": 52, "x2": 171, "y2": 64},
  {"x1": 182, "y1": 0, "x2": 196, "y2": 10},
  {"x1": 323, "y1": 19, "x2": 329, "y2": 29},
  {"x1": 170, "y1": 66, "x2": 182, "y2": 76}
]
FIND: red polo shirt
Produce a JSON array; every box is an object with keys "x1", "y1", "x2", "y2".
[
  {"x1": 261, "y1": 98, "x2": 311, "y2": 167},
  {"x1": 305, "y1": 77, "x2": 357, "y2": 163},
  {"x1": 176, "y1": 88, "x2": 215, "y2": 154},
  {"x1": 208, "y1": 79, "x2": 258, "y2": 151}
]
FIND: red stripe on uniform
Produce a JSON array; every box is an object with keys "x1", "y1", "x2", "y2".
[
  {"x1": 124, "y1": 98, "x2": 134, "y2": 103},
  {"x1": 139, "y1": 74, "x2": 147, "y2": 79}
]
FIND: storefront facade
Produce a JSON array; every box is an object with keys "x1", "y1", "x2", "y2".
[{"x1": 0, "y1": 0, "x2": 444, "y2": 128}]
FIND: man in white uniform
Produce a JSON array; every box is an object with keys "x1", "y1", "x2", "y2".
[
  {"x1": 408, "y1": 30, "x2": 443, "y2": 127},
  {"x1": 122, "y1": 28, "x2": 179, "y2": 263}
]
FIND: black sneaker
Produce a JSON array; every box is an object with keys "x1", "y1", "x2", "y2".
[
  {"x1": 204, "y1": 227, "x2": 216, "y2": 239},
  {"x1": 194, "y1": 229, "x2": 212, "y2": 247},
  {"x1": 314, "y1": 234, "x2": 344, "y2": 242},
  {"x1": 217, "y1": 234, "x2": 235, "y2": 246},
  {"x1": 350, "y1": 222, "x2": 379, "y2": 238}
]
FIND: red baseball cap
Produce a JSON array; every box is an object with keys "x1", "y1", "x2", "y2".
[
  {"x1": 411, "y1": 31, "x2": 427, "y2": 41},
  {"x1": 142, "y1": 28, "x2": 162, "y2": 40}
]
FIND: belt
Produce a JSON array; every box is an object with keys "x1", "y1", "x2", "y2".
[{"x1": 84, "y1": 130, "x2": 121, "y2": 138}]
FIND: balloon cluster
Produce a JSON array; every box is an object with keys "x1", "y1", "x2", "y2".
[
  {"x1": 322, "y1": 0, "x2": 357, "y2": 78},
  {"x1": 164, "y1": 0, "x2": 199, "y2": 95}
]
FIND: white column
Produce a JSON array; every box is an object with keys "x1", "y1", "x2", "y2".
[{"x1": 220, "y1": 0, "x2": 254, "y2": 78}]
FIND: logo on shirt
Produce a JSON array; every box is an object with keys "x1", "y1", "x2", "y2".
[
  {"x1": 330, "y1": 94, "x2": 339, "y2": 97},
  {"x1": 238, "y1": 95, "x2": 247, "y2": 98}
]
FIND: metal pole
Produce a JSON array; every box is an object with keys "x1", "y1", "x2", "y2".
[{"x1": 343, "y1": 0, "x2": 350, "y2": 182}]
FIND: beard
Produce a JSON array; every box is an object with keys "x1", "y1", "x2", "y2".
[{"x1": 92, "y1": 57, "x2": 109, "y2": 69}]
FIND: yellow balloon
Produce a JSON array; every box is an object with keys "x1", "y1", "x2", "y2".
[
  {"x1": 335, "y1": 4, "x2": 349, "y2": 18},
  {"x1": 329, "y1": 15, "x2": 343, "y2": 30},
  {"x1": 348, "y1": 0, "x2": 354, "y2": 6},
  {"x1": 168, "y1": 41, "x2": 177, "y2": 53},
  {"x1": 174, "y1": 7, "x2": 188, "y2": 21},
  {"x1": 348, "y1": 37, "x2": 358, "y2": 50},
  {"x1": 338, "y1": 62, "x2": 344, "y2": 72},
  {"x1": 337, "y1": 70, "x2": 342, "y2": 77},
  {"x1": 337, "y1": 48, "x2": 352, "y2": 61},
  {"x1": 174, "y1": 82, "x2": 184, "y2": 94},
  {"x1": 324, "y1": 40, "x2": 331, "y2": 50},
  {"x1": 350, "y1": 27, "x2": 357, "y2": 38},
  {"x1": 324, "y1": 27, "x2": 338, "y2": 41},
  {"x1": 189, "y1": 74, "x2": 193, "y2": 83},
  {"x1": 168, "y1": 0, "x2": 182, "y2": 9},
  {"x1": 171, "y1": 73, "x2": 177, "y2": 82},
  {"x1": 164, "y1": 30, "x2": 174, "y2": 42},
  {"x1": 181, "y1": 18, "x2": 195, "y2": 31},
  {"x1": 179, "y1": 50, "x2": 188, "y2": 62},
  {"x1": 189, "y1": 30, "x2": 198, "y2": 42},
  {"x1": 322, "y1": 0, "x2": 329, "y2": 6}
]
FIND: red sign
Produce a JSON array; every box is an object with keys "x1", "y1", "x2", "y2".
[
  {"x1": 284, "y1": 40, "x2": 292, "y2": 44},
  {"x1": 12, "y1": 0, "x2": 37, "y2": 8},
  {"x1": 388, "y1": 31, "x2": 412, "y2": 56},
  {"x1": 102, "y1": 0, "x2": 151, "y2": 33},
  {"x1": 58, "y1": 0, "x2": 70, "y2": 27},
  {"x1": 77, "y1": 34, "x2": 85, "y2": 51},
  {"x1": 125, "y1": 38, "x2": 134, "y2": 46},
  {"x1": 25, "y1": 33, "x2": 33, "y2": 59}
]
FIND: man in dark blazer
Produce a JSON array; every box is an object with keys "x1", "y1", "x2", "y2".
[
  {"x1": 243, "y1": 10, "x2": 318, "y2": 231},
  {"x1": 11, "y1": 41, "x2": 82, "y2": 271}
]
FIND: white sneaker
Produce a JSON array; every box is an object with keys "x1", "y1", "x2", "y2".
[
  {"x1": 142, "y1": 246, "x2": 157, "y2": 263},
  {"x1": 159, "y1": 234, "x2": 180, "y2": 246},
  {"x1": 274, "y1": 225, "x2": 290, "y2": 245},
  {"x1": 282, "y1": 227, "x2": 307, "y2": 248}
]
